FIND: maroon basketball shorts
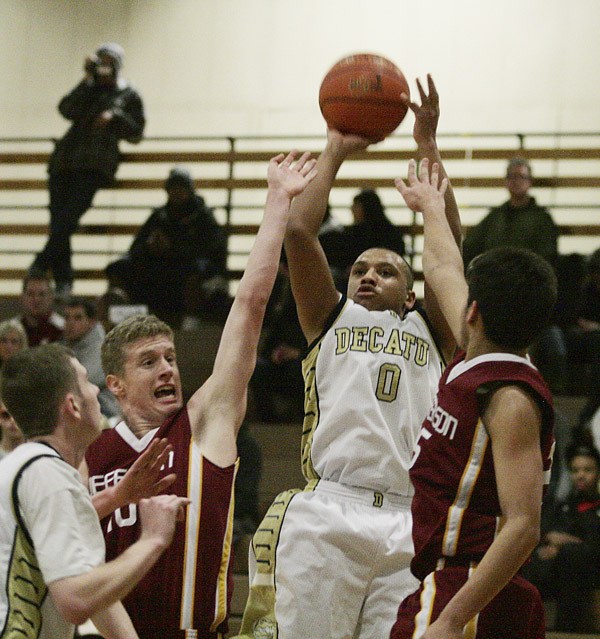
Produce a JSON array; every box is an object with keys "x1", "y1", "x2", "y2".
[{"x1": 390, "y1": 566, "x2": 545, "y2": 639}]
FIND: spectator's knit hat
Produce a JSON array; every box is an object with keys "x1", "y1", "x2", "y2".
[
  {"x1": 165, "y1": 167, "x2": 195, "y2": 193},
  {"x1": 96, "y1": 42, "x2": 125, "y2": 73}
]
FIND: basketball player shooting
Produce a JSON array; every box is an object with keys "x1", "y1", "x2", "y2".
[{"x1": 235, "y1": 76, "x2": 461, "y2": 639}]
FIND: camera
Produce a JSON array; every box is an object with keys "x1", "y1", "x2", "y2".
[{"x1": 84, "y1": 55, "x2": 114, "y2": 81}]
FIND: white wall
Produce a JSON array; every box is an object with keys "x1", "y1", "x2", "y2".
[{"x1": 1, "y1": 0, "x2": 599, "y2": 138}]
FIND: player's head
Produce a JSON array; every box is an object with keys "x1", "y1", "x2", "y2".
[
  {"x1": 0, "y1": 343, "x2": 101, "y2": 441},
  {"x1": 566, "y1": 443, "x2": 600, "y2": 496},
  {"x1": 465, "y1": 247, "x2": 557, "y2": 351},
  {"x1": 347, "y1": 247, "x2": 415, "y2": 316},
  {"x1": 102, "y1": 315, "x2": 183, "y2": 423}
]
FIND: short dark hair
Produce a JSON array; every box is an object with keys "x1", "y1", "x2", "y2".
[
  {"x1": 353, "y1": 189, "x2": 387, "y2": 224},
  {"x1": 566, "y1": 443, "x2": 600, "y2": 470},
  {"x1": 506, "y1": 157, "x2": 532, "y2": 179},
  {"x1": 466, "y1": 247, "x2": 557, "y2": 350},
  {"x1": 64, "y1": 297, "x2": 97, "y2": 319},
  {"x1": 0, "y1": 344, "x2": 78, "y2": 438},
  {"x1": 22, "y1": 271, "x2": 54, "y2": 293}
]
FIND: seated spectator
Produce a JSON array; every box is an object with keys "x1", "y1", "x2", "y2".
[
  {"x1": 250, "y1": 262, "x2": 306, "y2": 423},
  {"x1": 14, "y1": 272, "x2": 64, "y2": 346},
  {"x1": 343, "y1": 188, "x2": 405, "y2": 269},
  {"x1": 522, "y1": 443, "x2": 600, "y2": 632},
  {"x1": 105, "y1": 167, "x2": 230, "y2": 328},
  {"x1": 0, "y1": 319, "x2": 27, "y2": 369},
  {"x1": 0, "y1": 397, "x2": 23, "y2": 460},
  {"x1": 563, "y1": 248, "x2": 600, "y2": 412},
  {"x1": 62, "y1": 297, "x2": 120, "y2": 419},
  {"x1": 234, "y1": 421, "x2": 263, "y2": 543},
  {"x1": 318, "y1": 205, "x2": 350, "y2": 291}
]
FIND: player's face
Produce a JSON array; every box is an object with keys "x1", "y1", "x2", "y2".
[
  {"x1": 569, "y1": 454, "x2": 600, "y2": 495},
  {"x1": 115, "y1": 335, "x2": 183, "y2": 425},
  {"x1": 0, "y1": 400, "x2": 23, "y2": 446},
  {"x1": 347, "y1": 248, "x2": 414, "y2": 315},
  {"x1": 71, "y1": 357, "x2": 103, "y2": 442}
]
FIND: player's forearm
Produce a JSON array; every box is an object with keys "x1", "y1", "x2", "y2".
[
  {"x1": 236, "y1": 188, "x2": 292, "y2": 304},
  {"x1": 91, "y1": 602, "x2": 139, "y2": 639},
  {"x1": 49, "y1": 536, "x2": 167, "y2": 625},
  {"x1": 436, "y1": 516, "x2": 540, "y2": 632},
  {"x1": 422, "y1": 198, "x2": 464, "y2": 282},
  {"x1": 287, "y1": 140, "x2": 345, "y2": 237},
  {"x1": 416, "y1": 139, "x2": 462, "y2": 248},
  {"x1": 91, "y1": 485, "x2": 122, "y2": 520}
]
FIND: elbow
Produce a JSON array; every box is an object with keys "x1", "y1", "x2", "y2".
[
  {"x1": 55, "y1": 598, "x2": 93, "y2": 626},
  {"x1": 234, "y1": 288, "x2": 270, "y2": 315}
]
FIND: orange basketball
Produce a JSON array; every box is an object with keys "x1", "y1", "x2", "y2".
[{"x1": 319, "y1": 53, "x2": 410, "y2": 141}]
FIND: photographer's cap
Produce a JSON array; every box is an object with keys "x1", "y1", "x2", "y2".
[{"x1": 96, "y1": 42, "x2": 125, "y2": 72}]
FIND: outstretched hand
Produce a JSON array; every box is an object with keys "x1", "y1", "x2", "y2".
[
  {"x1": 394, "y1": 158, "x2": 447, "y2": 214},
  {"x1": 267, "y1": 151, "x2": 318, "y2": 198},
  {"x1": 401, "y1": 74, "x2": 440, "y2": 146},
  {"x1": 113, "y1": 438, "x2": 177, "y2": 506}
]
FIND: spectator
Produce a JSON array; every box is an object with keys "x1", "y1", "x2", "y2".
[
  {"x1": 30, "y1": 42, "x2": 145, "y2": 298},
  {"x1": 0, "y1": 319, "x2": 27, "y2": 369},
  {"x1": 14, "y1": 273, "x2": 64, "y2": 347},
  {"x1": 105, "y1": 167, "x2": 230, "y2": 329},
  {"x1": 522, "y1": 444, "x2": 600, "y2": 632},
  {"x1": 0, "y1": 397, "x2": 23, "y2": 460},
  {"x1": 318, "y1": 205, "x2": 349, "y2": 290},
  {"x1": 563, "y1": 248, "x2": 600, "y2": 416},
  {"x1": 342, "y1": 188, "x2": 406, "y2": 271},
  {"x1": 0, "y1": 343, "x2": 188, "y2": 639},
  {"x1": 250, "y1": 262, "x2": 306, "y2": 423},
  {"x1": 463, "y1": 157, "x2": 564, "y2": 391},
  {"x1": 63, "y1": 297, "x2": 120, "y2": 419}
]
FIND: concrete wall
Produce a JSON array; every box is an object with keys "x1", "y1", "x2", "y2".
[{"x1": 1, "y1": 0, "x2": 600, "y2": 138}]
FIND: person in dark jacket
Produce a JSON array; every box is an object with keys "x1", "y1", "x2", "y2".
[
  {"x1": 31, "y1": 42, "x2": 145, "y2": 297},
  {"x1": 464, "y1": 157, "x2": 564, "y2": 391},
  {"x1": 105, "y1": 167, "x2": 230, "y2": 327},
  {"x1": 522, "y1": 444, "x2": 600, "y2": 632},
  {"x1": 463, "y1": 157, "x2": 559, "y2": 268}
]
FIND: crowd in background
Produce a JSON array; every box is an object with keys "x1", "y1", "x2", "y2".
[{"x1": 1, "y1": 40, "x2": 599, "y2": 638}]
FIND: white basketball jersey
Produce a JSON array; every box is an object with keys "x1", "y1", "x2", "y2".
[{"x1": 301, "y1": 297, "x2": 444, "y2": 496}]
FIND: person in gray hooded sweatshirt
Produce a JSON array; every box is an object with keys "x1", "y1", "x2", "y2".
[{"x1": 31, "y1": 42, "x2": 145, "y2": 297}]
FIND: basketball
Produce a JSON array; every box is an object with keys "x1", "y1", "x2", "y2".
[{"x1": 319, "y1": 53, "x2": 410, "y2": 141}]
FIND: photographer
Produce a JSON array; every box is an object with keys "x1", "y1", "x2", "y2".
[{"x1": 31, "y1": 42, "x2": 145, "y2": 298}]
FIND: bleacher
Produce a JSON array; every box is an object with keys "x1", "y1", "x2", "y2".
[
  {"x1": 3, "y1": 132, "x2": 600, "y2": 637},
  {"x1": 1, "y1": 131, "x2": 600, "y2": 300}
]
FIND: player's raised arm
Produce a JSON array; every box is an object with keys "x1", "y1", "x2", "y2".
[
  {"x1": 284, "y1": 129, "x2": 371, "y2": 343},
  {"x1": 188, "y1": 152, "x2": 316, "y2": 460},
  {"x1": 403, "y1": 75, "x2": 461, "y2": 359},
  {"x1": 395, "y1": 158, "x2": 467, "y2": 345}
]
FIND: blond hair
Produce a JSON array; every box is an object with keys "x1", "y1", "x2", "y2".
[{"x1": 101, "y1": 314, "x2": 173, "y2": 376}]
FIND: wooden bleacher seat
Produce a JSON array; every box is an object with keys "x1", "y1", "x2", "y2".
[{"x1": 1, "y1": 133, "x2": 600, "y2": 300}]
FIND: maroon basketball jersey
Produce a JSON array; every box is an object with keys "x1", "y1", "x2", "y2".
[
  {"x1": 410, "y1": 352, "x2": 555, "y2": 581},
  {"x1": 86, "y1": 408, "x2": 237, "y2": 639}
]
